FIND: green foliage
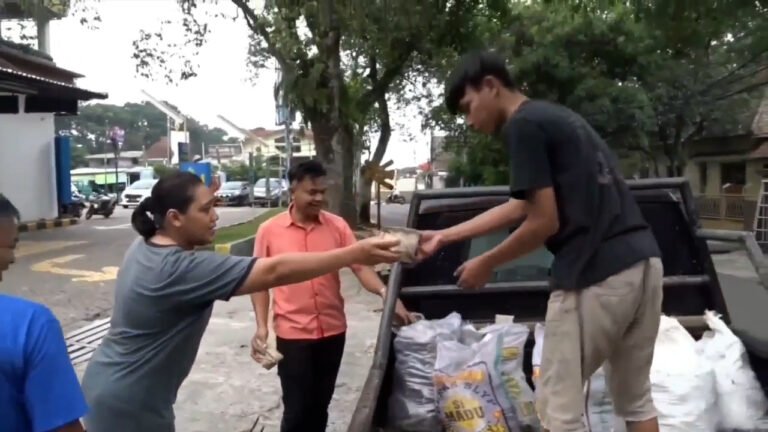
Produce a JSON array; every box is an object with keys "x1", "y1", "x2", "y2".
[
  {"x1": 70, "y1": 142, "x2": 89, "y2": 169},
  {"x1": 437, "y1": 0, "x2": 768, "y2": 183},
  {"x1": 130, "y1": 0, "x2": 508, "y2": 224},
  {"x1": 221, "y1": 160, "x2": 265, "y2": 182},
  {"x1": 55, "y1": 102, "x2": 229, "y2": 158},
  {"x1": 153, "y1": 165, "x2": 179, "y2": 178}
]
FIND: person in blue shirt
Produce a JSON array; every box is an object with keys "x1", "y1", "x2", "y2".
[{"x1": 0, "y1": 194, "x2": 88, "y2": 432}]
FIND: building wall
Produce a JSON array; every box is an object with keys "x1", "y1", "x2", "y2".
[
  {"x1": 0, "y1": 105, "x2": 57, "y2": 221},
  {"x1": 685, "y1": 158, "x2": 764, "y2": 198}
]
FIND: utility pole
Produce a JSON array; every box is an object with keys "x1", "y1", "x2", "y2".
[{"x1": 109, "y1": 127, "x2": 125, "y2": 194}]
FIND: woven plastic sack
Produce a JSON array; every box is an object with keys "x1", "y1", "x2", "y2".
[
  {"x1": 433, "y1": 323, "x2": 538, "y2": 431},
  {"x1": 388, "y1": 312, "x2": 462, "y2": 431}
]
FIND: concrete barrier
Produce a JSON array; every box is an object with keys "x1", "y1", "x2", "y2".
[
  {"x1": 214, "y1": 236, "x2": 255, "y2": 257},
  {"x1": 18, "y1": 217, "x2": 79, "y2": 233}
]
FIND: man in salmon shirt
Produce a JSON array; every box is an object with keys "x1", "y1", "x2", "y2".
[{"x1": 250, "y1": 160, "x2": 415, "y2": 432}]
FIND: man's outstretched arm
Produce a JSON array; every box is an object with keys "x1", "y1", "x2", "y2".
[
  {"x1": 441, "y1": 198, "x2": 526, "y2": 244},
  {"x1": 418, "y1": 199, "x2": 525, "y2": 259}
]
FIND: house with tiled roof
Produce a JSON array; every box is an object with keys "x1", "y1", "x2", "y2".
[
  {"x1": 684, "y1": 91, "x2": 768, "y2": 230},
  {"x1": 241, "y1": 127, "x2": 316, "y2": 169}
]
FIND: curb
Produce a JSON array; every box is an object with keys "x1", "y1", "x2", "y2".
[
  {"x1": 214, "y1": 235, "x2": 256, "y2": 257},
  {"x1": 18, "y1": 218, "x2": 80, "y2": 233}
]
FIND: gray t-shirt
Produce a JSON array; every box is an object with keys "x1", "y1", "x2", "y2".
[{"x1": 81, "y1": 238, "x2": 255, "y2": 432}]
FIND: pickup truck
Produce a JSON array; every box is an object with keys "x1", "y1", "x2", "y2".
[{"x1": 348, "y1": 177, "x2": 768, "y2": 432}]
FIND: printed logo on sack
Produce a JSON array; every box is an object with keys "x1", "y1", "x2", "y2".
[{"x1": 434, "y1": 362, "x2": 513, "y2": 432}]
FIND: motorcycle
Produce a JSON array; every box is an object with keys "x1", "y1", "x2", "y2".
[
  {"x1": 70, "y1": 193, "x2": 87, "y2": 219},
  {"x1": 85, "y1": 192, "x2": 118, "y2": 220},
  {"x1": 386, "y1": 192, "x2": 406, "y2": 205}
]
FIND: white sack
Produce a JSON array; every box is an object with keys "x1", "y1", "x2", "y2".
[
  {"x1": 697, "y1": 310, "x2": 767, "y2": 430},
  {"x1": 651, "y1": 315, "x2": 717, "y2": 432}
]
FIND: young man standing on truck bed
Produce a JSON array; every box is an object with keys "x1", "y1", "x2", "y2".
[
  {"x1": 418, "y1": 51, "x2": 663, "y2": 432},
  {"x1": 250, "y1": 160, "x2": 415, "y2": 432},
  {"x1": 0, "y1": 194, "x2": 89, "y2": 432}
]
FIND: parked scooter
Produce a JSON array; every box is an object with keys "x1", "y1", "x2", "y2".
[
  {"x1": 70, "y1": 192, "x2": 87, "y2": 219},
  {"x1": 85, "y1": 192, "x2": 118, "y2": 220},
  {"x1": 386, "y1": 191, "x2": 406, "y2": 205}
]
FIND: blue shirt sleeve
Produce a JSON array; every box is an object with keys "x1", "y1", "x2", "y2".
[{"x1": 23, "y1": 309, "x2": 88, "y2": 432}]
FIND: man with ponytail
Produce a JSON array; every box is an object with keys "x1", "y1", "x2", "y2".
[
  {"x1": 0, "y1": 194, "x2": 88, "y2": 432},
  {"x1": 80, "y1": 171, "x2": 401, "y2": 432}
]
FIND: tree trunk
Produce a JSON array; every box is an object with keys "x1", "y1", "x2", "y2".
[
  {"x1": 311, "y1": 119, "x2": 358, "y2": 226},
  {"x1": 358, "y1": 175, "x2": 373, "y2": 224},
  {"x1": 357, "y1": 93, "x2": 391, "y2": 224}
]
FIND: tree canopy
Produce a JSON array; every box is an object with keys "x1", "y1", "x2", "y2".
[
  {"x1": 132, "y1": 0, "x2": 505, "y2": 224},
  {"x1": 432, "y1": 0, "x2": 768, "y2": 184},
  {"x1": 55, "y1": 101, "x2": 231, "y2": 165}
]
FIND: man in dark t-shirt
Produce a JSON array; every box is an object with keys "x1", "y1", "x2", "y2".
[{"x1": 417, "y1": 51, "x2": 662, "y2": 432}]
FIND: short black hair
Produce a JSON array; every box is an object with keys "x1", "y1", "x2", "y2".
[
  {"x1": 288, "y1": 159, "x2": 327, "y2": 184},
  {"x1": 0, "y1": 194, "x2": 20, "y2": 221},
  {"x1": 445, "y1": 50, "x2": 516, "y2": 115}
]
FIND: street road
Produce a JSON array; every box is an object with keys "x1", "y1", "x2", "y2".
[
  {"x1": 370, "y1": 200, "x2": 410, "y2": 228},
  {"x1": 3, "y1": 206, "x2": 268, "y2": 331}
]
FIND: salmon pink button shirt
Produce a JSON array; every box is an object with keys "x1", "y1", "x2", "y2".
[{"x1": 253, "y1": 208, "x2": 361, "y2": 340}]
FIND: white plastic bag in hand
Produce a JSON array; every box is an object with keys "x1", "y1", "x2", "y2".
[
  {"x1": 651, "y1": 316, "x2": 717, "y2": 432},
  {"x1": 696, "y1": 310, "x2": 767, "y2": 430}
]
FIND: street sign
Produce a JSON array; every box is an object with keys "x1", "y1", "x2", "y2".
[
  {"x1": 109, "y1": 126, "x2": 125, "y2": 153},
  {"x1": 364, "y1": 159, "x2": 398, "y2": 229},
  {"x1": 180, "y1": 162, "x2": 213, "y2": 186},
  {"x1": 363, "y1": 159, "x2": 396, "y2": 188}
]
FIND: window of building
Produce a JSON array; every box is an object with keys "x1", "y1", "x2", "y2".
[{"x1": 720, "y1": 161, "x2": 746, "y2": 194}]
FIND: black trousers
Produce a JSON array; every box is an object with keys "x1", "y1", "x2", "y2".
[{"x1": 276, "y1": 332, "x2": 346, "y2": 432}]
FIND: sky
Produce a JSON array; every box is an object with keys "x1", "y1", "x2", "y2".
[{"x1": 12, "y1": 0, "x2": 432, "y2": 168}]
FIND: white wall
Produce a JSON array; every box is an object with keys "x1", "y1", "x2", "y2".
[{"x1": 0, "y1": 96, "x2": 58, "y2": 221}]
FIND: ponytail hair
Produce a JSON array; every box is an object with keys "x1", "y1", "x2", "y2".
[
  {"x1": 131, "y1": 197, "x2": 158, "y2": 239},
  {"x1": 130, "y1": 172, "x2": 204, "y2": 240}
]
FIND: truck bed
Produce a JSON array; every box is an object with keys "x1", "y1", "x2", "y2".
[{"x1": 348, "y1": 178, "x2": 768, "y2": 432}]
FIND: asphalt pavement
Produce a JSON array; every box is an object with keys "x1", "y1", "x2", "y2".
[
  {"x1": 370, "y1": 200, "x2": 410, "y2": 228},
  {"x1": 2, "y1": 206, "x2": 268, "y2": 331}
]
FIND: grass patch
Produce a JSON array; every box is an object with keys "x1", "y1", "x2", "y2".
[{"x1": 214, "y1": 208, "x2": 282, "y2": 245}]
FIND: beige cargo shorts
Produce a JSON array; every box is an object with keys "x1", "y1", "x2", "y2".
[{"x1": 536, "y1": 258, "x2": 663, "y2": 431}]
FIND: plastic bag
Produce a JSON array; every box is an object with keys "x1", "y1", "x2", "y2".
[
  {"x1": 434, "y1": 331, "x2": 535, "y2": 432},
  {"x1": 533, "y1": 323, "x2": 624, "y2": 431},
  {"x1": 480, "y1": 323, "x2": 539, "y2": 427},
  {"x1": 696, "y1": 310, "x2": 767, "y2": 430},
  {"x1": 388, "y1": 312, "x2": 463, "y2": 431},
  {"x1": 651, "y1": 315, "x2": 717, "y2": 432},
  {"x1": 585, "y1": 367, "x2": 626, "y2": 432}
]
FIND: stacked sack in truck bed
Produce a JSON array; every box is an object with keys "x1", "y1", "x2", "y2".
[
  {"x1": 388, "y1": 312, "x2": 539, "y2": 431},
  {"x1": 388, "y1": 311, "x2": 768, "y2": 432}
]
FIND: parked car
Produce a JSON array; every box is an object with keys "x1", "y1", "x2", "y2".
[
  {"x1": 347, "y1": 179, "x2": 768, "y2": 432},
  {"x1": 253, "y1": 177, "x2": 289, "y2": 207},
  {"x1": 119, "y1": 179, "x2": 158, "y2": 209},
  {"x1": 215, "y1": 181, "x2": 251, "y2": 206}
]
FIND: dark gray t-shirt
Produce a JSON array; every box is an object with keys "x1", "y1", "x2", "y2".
[
  {"x1": 504, "y1": 100, "x2": 660, "y2": 290},
  {"x1": 81, "y1": 238, "x2": 255, "y2": 432}
]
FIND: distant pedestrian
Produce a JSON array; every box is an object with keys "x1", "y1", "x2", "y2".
[
  {"x1": 250, "y1": 160, "x2": 415, "y2": 432},
  {"x1": 80, "y1": 171, "x2": 401, "y2": 432},
  {"x1": 0, "y1": 194, "x2": 88, "y2": 432},
  {"x1": 418, "y1": 51, "x2": 663, "y2": 432}
]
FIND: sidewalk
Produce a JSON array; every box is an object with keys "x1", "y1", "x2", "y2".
[{"x1": 168, "y1": 270, "x2": 381, "y2": 432}]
